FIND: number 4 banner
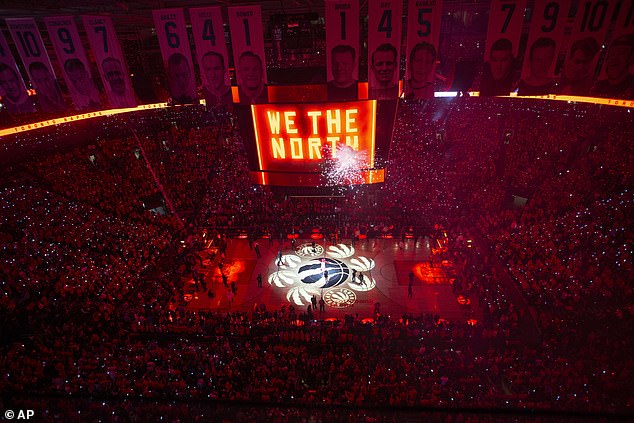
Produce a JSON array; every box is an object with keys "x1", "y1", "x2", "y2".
[
  {"x1": 152, "y1": 8, "x2": 197, "y2": 104},
  {"x1": 368, "y1": 0, "x2": 403, "y2": 99},
  {"x1": 82, "y1": 15, "x2": 136, "y2": 108}
]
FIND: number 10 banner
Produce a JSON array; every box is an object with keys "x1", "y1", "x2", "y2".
[
  {"x1": 152, "y1": 8, "x2": 197, "y2": 104},
  {"x1": 82, "y1": 15, "x2": 136, "y2": 108}
]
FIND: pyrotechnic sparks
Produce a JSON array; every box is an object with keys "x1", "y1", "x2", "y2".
[{"x1": 322, "y1": 144, "x2": 368, "y2": 186}]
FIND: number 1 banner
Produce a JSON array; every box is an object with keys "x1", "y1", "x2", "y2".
[
  {"x1": 405, "y1": 0, "x2": 443, "y2": 99},
  {"x1": 44, "y1": 16, "x2": 102, "y2": 111},
  {"x1": 228, "y1": 5, "x2": 268, "y2": 104},
  {"x1": 152, "y1": 8, "x2": 197, "y2": 104},
  {"x1": 0, "y1": 29, "x2": 35, "y2": 114},
  {"x1": 190, "y1": 6, "x2": 232, "y2": 107},
  {"x1": 481, "y1": 0, "x2": 526, "y2": 96},
  {"x1": 6, "y1": 17, "x2": 67, "y2": 114},
  {"x1": 518, "y1": 0, "x2": 571, "y2": 95},
  {"x1": 325, "y1": 0, "x2": 360, "y2": 101},
  {"x1": 82, "y1": 15, "x2": 136, "y2": 108},
  {"x1": 368, "y1": 0, "x2": 403, "y2": 99}
]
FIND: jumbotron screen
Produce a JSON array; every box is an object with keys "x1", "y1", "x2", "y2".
[{"x1": 237, "y1": 97, "x2": 396, "y2": 187}]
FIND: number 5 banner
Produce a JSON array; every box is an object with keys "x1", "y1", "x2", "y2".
[
  {"x1": 325, "y1": 0, "x2": 360, "y2": 101},
  {"x1": 368, "y1": 0, "x2": 403, "y2": 99},
  {"x1": 82, "y1": 15, "x2": 136, "y2": 108},
  {"x1": 153, "y1": 8, "x2": 197, "y2": 104},
  {"x1": 228, "y1": 6, "x2": 268, "y2": 104},
  {"x1": 0, "y1": 29, "x2": 35, "y2": 114},
  {"x1": 190, "y1": 7, "x2": 232, "y2": 107},
  {"x1": 44, "y1": 16, "x2": 102, "y2": 111},
  {"x1": 405, "y1": 0, "x2": 443, "y2": 99},
  {"x1": 6, "y1": 18, "x2": 67, "y2": 114}
]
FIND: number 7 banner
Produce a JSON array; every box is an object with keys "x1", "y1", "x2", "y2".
[
  {"x1": 152, "y1": 8, "x2": 197, "y2": 104},
  {"x1": 82, "y1": 15, "x2": 136, "y2": 108},
  {"x1": 368, "y1": 0, "x2": 403, "y2": 99}
]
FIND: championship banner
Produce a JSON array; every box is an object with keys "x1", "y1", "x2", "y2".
[
  {"x1": 0, "y1": 29, "x2": 35, "y2": 114},
  {"x1": 6, "y1": 18, "x2": 66, "y2": 114},
  {"x1": 81, "y1": 15, "x2": 136, "y2": 108},
  {"x1": 44, "y1": 16, "x2": 102, "y2": 111},
  {"x1": 325, "y1": 0, "x2": 360, "y2": 101},
  {"x1": 518, "y1": 0, "x2": 571, "y2": 95},
  {"x1": 594, "y1": 0, "x2": 634, "y2": 97},
  {"x1": 251, "y1": 100, "x2": 376, "y2": 175},
  {"x1": 190, "y1": 6, "x2": 232, "y2": 107},
  {"x1": 368, "y1": 0, "x2": 403, "y2": 99},
  {"x1": 228, "y1": 6, "x2": 268, "y2": 104},
  {"x1": 559, "y1": 0, "x2": 617, "y2": 95},
  {"x1": 152, "y1": 8, "x2": 197, "y2": 104},
  {"x1": 405, "y1": 0, "x2": 443, "y2": 99}
]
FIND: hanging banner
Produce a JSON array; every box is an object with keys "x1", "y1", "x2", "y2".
[
  {"x1": 152, "y1": 8, "x2": 197, "y2": 104},
  {"x1": 559, "y1": 0, "x2": 616, "y2": 95},
  {"x1": 325, "y1": 0, "x2": 360, "y2": 101},
  {"x1": 518, "y1": 0, "x2": 571, "y2": 95},
  {"x1": 6, "y1": 18, "x2": 66, "y2": 113},
  {"x1": 405, "y1": 0, "x2": 443, "y2": 99},
  {"x1": 82, "y1": 15, "x2": 136, "y2": 108},
  {"x1": 480, "y1": 0, "x2": 526, "y2": 96},
  {"x1": 368, "y1": 0, "x2": 403, "y2": 99},
  {"x1": 228, "y1": 5, "x2": 268, "y2": 104},
  {"x1": 593, "y1": 0, "x2": 634, "y2": 98},
  {"x1": 44, "y1": 16, "x2": 102, "y2": 111},
  {"x1": 190, "y1": 6, "x2": 232, "y2": 107},
  {"x1": 0, "y1": 29, "x2": 35, "y2": 114}
]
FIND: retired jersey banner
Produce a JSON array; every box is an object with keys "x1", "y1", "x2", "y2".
[
  {"x1": 228, "y1": 6, "x2": 268, "y2": 104},
  {"x1": 6, "y1": 18, "x2": 66, "y2": 114},
  {"x1": 251, "y1": 100, "x2": 377, "y2": 175},
  {"x1": 518, "y1": 0, "x2": 571, "y2": 95},
  {"x1": 82, "y1": 15, "x2": 136, "y2": 108},
  {"x1": 485, "y1": 0, "x2": 526, "y2": 58},
  {"x1": 368, "y1": 0, "x2": 403, "y2": 99},
  {"x1": 152, "y1": 8, "x2": 197, "y2": 104},
  {"x1": 405, "y1": 0, "x2": 443, "y2": 99},
  {"x1": 190, "y1": 6, "x2": 232, "y2": 107},
  {"x1": 44, "y1": 16, "x2": 102, "y2": 111},
  {"x1": 325, "y1": 0, "x2": 360, "y2": 101},
  {"x1": 0, "y1": 29, "x2": 35, "y2": 114},
  {"x1": 560, "y1": 0, "x2": 617, "y2": 95}
]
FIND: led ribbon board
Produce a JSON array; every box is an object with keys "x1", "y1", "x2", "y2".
[{"x1": 251, "y1": 100, "x2": 377, "y2": 175}]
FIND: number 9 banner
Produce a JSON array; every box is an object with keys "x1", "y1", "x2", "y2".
[
  {"x1": 82, "y1": 15, "x2": 136, "y2": 108},
  {"x1": 152, "y1": 8, "x2": 197, "y2": 104}
]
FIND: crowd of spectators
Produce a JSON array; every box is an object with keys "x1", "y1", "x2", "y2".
[{"x1": 0, "y1": 98, "x2": 632, "y2": 419}]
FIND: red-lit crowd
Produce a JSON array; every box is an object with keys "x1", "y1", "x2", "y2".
[{"x1": 0, "y1": 100, "x2": 632, "y2": 420}]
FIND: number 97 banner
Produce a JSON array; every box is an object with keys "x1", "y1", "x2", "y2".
[
  {"x1": 152, "y1": 8, "x2": 197, "y2": 104},
  {"x1": 82, "y1": 15, "x2": 136, "y2": 108}
]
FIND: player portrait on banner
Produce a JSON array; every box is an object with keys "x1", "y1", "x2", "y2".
[
  {"x1": 0, "y1": 62, "x2": 35, "y2": 114},
  {"x1": 167, "y1": 52, "x2": 196, "y2": 104},
  {"x1": 63, "y1": 58, "x2": 101, "y2": 110},
  {"x1": 29, "y1": 61, "x2": 67, "y2": 114},
  {"x1": 480, "y1": 38, "x2": 516, "y2": 96},
  {"x1": 559, "y1": 37, "x2": 600, "y2": 96},
  {"x1": 101, "y1": 57, "x2": 134, "y2": 108},
  {"x1": 405, "y1": 42, "x2": 436, "y2": 100},
  {"x1": 328, "y1": 44, "x2": 359, "y2": 101},
  {"x1": 591, "y1": 34, "x2": 634, "y2": 99},
  {"x1": 369, "y1": 43, "x2": 399, "y2": 100},
  {"x1": 237, "y1": 51, "x2": 268, "y2": 104},
  {"x1": 517, "y1": 37, "x2": 558, "y2": 96},
  {"x1": 200, "y1": 51, "x2": 232, "y2": 107}
]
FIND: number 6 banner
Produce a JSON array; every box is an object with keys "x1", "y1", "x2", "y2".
[
  {"x1": 228, "y1": 6, "x2": 268, "y2": 104},
  {"x1": 325, "y1": 0, "x2": 360, "y2": 101},
  {"x1": 368, "y1": 0, "x2": 403, "y2": 99},
  {"x1": 44, "y1": 16, "x2": 102, "y2": 111},
  {"x1": 405, "y1": 0, "x2": 443, "y2": 99},
  {"x1": 190, "y1": 6, "x2": 232, "y2": 107},
  {"x1": 82, "y1": 15, "x2": 136, "y2": 108},
  {"x1": 6, "y1": 18, "x2": 67, "y2": 114},
  {"x1": 152, "y1": 8, "x2": 197, "y2": 104}
]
